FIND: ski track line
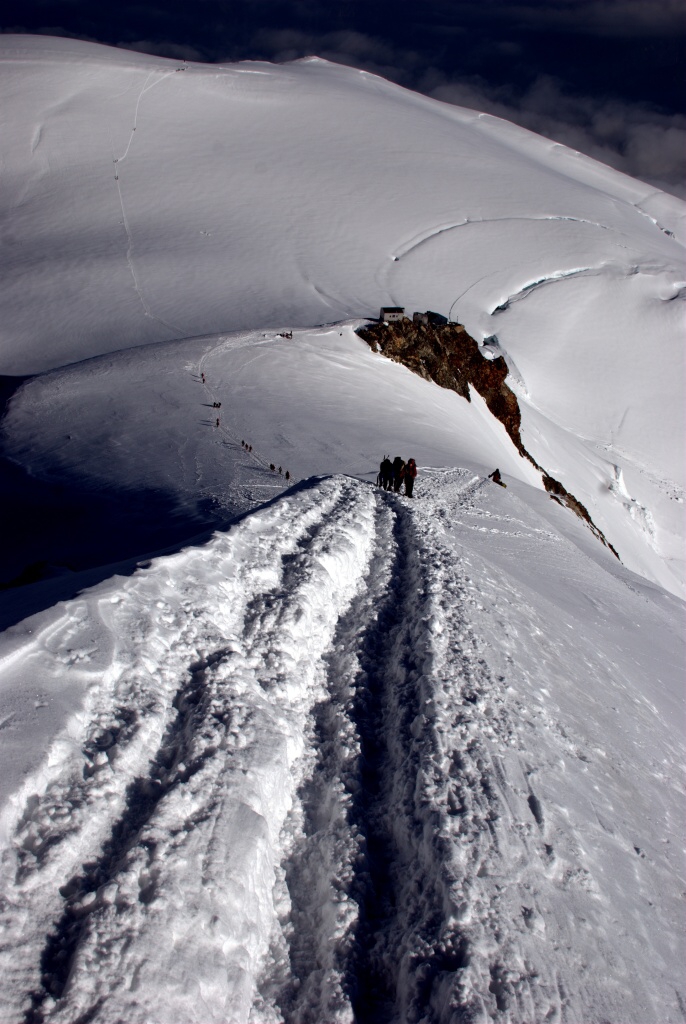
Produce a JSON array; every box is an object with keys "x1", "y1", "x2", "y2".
[
  {"x1": 111, "y1": 68, "x2": 185, "y2": 337},
  {"x1": 114, "y1": 171, "x2": 184, "y2": 336},
  {"x1": 0, "y1": 477, "x2": 376, "y2": 1024},
  {"x1": 114, "y1": 69, "x2": 176, "y2": 166}
]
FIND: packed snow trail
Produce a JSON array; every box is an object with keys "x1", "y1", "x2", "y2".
[
  {"x1": 0, "y1": 477, "x2": 377, "y2": 1023},
  {"x1": 0, "y1": 474, "x2": 683, "y2": 1023}
]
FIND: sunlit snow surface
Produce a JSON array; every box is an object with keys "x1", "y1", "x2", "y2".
[
  {"x1": 0, "y1": 472, "x2": 683, "y2": 1023},
  {"x1": 0, "y1": 36, "x2": 685, "y2": 1024}
]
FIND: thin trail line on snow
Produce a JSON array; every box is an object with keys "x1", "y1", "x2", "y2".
[
  {"x1": 111, "y1": 170, "x2": 184, "y2": 335},
  {"x1": 108, "y1": 68, "x2": 185, "y2": 337}
]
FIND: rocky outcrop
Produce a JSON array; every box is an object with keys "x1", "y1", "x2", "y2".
[
  {"x1": 357, "y1": 319, "x2": 619, "y2": 558},
  {"x1": 359, "y1": 319, "x2": 525, "y2": 451},
  {"x1": 541, "y1": 473, "x2": 618, "y2": 556}
]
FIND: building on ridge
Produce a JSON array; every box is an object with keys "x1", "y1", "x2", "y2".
[
  {"x1": 379, "y1": 306, "x2": 406, "y2": 323},
  {"x1": 413, "y1": 310, "x2": 448, "y2": 326}
]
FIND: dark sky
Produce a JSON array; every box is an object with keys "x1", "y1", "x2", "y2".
[{"x1": 2, "y1": 1, "x2": 685, "y2": 196}]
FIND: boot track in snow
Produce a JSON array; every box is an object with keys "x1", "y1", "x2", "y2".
[{"x1": 0, "y1": 472, "x2": 655, "y2": 1024}]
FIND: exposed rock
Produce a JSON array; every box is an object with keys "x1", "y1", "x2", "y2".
[
  {"x1": 359, "y1": 319, "x2": 525, "y2": 451},
  {"x1": 542, "y1": 473, "x2": 619, "y2": 557},
  {"x1": 357, "y1": 318, "x2": 619, "y2": 558}
]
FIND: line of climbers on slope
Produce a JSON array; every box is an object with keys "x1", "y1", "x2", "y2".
[
  {"x1": 198, "y1": 369, "x2": 294, "y2": 485},
  {"x1": 240, "y1": 441, "x2": 291, "y2": 482},
  {"x1": 377, "y1": 455, "x2": 417, "y2": 497}
]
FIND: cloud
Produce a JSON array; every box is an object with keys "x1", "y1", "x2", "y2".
[{"x1": 501, "y1": 0, "x2": 686, "y2": 38}]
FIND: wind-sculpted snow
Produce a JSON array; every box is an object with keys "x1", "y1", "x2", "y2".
[{"x1": 0, "y1": 473, "x2": 683, "y2": 1023}]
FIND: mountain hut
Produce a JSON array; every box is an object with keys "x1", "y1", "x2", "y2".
[{"x1": 379, "y1": 306, "x2": 406, "y2": 323}]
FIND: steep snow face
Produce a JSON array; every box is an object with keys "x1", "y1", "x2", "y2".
[{"x1": 0, "y1": 473, "x2": 683, "y2": 1024}]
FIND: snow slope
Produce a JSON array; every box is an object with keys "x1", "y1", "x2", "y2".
[
  {"x1": 2, "y1": 319, "x2": 683, "y2": 599},
  {"x1": 0, "y1": 34, "x2": 683, "y2": 596},
  {"x1": 0, "y1": 472, "x2": 683, "y2": 1023},
  {"x1": 0, "y1": 34, "x2": 684, "y2": 1024},
  {"x1": 0, "y1": 324, "x2": 540, "y2": 564},
  {"x1": 1, "y1": 35, "x2": 683, "y2": 377}
]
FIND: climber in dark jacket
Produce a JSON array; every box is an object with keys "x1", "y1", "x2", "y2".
[
  {"x1": 405, "y1": 458, "x2": 417, "y2": 497},
  {"x1": 392, "y1": 456, "x2": 405, "y2": 493},
  {"x1": 378, "y1": 456, "x2": 393, "y2": 490}
]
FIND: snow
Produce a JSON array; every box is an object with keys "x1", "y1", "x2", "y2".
[
  {"x1": 1, "y1": 35, "x2": 682, "y2": 376},
  {"x1": 2, "y1": 318, "x2": 682, "y2": 599},
  {"x1": 0, "y1": 34, "x2": 684, "y2": 1024},
  {"x1": 1, "y1": 33, "x2": 683, "y2": 598},
  {"x1": 0, "y1": 473, "x2": 683, "y2": 1023}
]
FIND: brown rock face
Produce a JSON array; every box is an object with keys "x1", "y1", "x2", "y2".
[
  {"x1": 360, "y1": 319, "x2": 523, "y2": 436},
  {"x1": 357, "y1": 318, "x2": 619, "y2": 558},
  {"x1": 542, "y1": 473, "x2": 619, "y2": 557}
]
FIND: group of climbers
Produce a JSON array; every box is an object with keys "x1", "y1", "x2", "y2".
[
  {"x1": 201, "y1": 370, "x2": 430, "y2": 498},
  {"x1": 200, "y1": 371, "x2": 294, "y2": 485},
  {"x1": 240, "y1": 442, "x2": 291, "y2": 482},
  {"x1": 377, "y1": 455, "x2": 417, "y2": 497}
]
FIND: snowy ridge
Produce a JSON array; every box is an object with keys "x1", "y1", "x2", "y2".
[
  {"x1": 0, "y1": 473, "x2": 682, "y2": 1023},
  {"x1": 3, "y1": 315, "x2": 681, "y2": 599}
]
